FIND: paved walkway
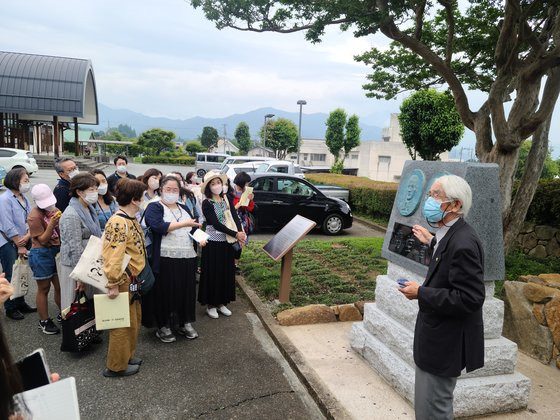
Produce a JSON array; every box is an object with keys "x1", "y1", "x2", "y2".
[{"x1": 4, "y1": 279, "x2": 324, "y2": 419}]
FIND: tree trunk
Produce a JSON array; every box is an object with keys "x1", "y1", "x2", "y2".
[{"x1": 502, "y1": 113, "x2": 553, "y2": 254}]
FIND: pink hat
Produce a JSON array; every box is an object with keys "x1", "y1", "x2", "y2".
[{"x1": 31, "y1": 184, "x2": 56, "y2": 209}]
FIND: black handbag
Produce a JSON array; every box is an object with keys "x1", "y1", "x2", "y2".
[
  {"x1": 60, "y1": 292, "x2": 97, "y2": 352},
  {"x1": 127, "y1": 261, "x2": 155, "y2": 295}
]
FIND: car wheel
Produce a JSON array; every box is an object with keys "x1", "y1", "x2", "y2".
[
  {"x1": 322, "y1": 213, "x2": 343, "y2": 235},
  {"x1": 197, "y1": 169, "x2": 206, "y2": 178}
]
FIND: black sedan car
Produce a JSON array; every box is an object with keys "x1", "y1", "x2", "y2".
[{"x1": 248, "y1": 174, "x2": 353, "y2": 235}]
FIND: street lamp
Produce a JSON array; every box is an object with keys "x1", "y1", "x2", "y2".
[
  {"x1": 263, "y1": 113, "x2": 274, "y2": 149},
  {"x1": 296, "y1": 100, "x2": 307, "y2": 164}
]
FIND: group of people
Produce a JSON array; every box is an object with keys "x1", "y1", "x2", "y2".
[
  {"x1": 0, "y1": 155, "x2": 254, "y2": 378},
  {"x1": 0, "y1": 153, "x2": 485, "y2": 418}
]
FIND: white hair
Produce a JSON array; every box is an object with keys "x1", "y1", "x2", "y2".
[{"x1": 436, "y1": 175, "x2": 472, "y2": 216}]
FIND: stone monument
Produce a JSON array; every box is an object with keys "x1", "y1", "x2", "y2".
[{"x1": 351, "y1": 161, "x2": 530, "y2": 417}]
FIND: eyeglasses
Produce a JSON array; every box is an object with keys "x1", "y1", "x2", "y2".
[{"x1": 426, "y1": 189, "x2": 445, "y2": 200}]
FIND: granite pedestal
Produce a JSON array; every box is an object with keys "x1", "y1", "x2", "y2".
[{"x1": 350, "y1": 162, "x2": 530, "y2": 417}]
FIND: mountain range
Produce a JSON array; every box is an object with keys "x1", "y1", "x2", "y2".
[{"x1": 93, "y1": 103, "x2": 383, "y2": 142}]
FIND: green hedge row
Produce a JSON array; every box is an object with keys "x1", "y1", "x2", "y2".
[
  {"x1": 306, "y1": 173, "x2": 397, "y2": 219},
  {"x1": 141, "y1": 155, "x2": 195, "y2": 165},
  {"x1": 525, "y1": 179, "x2": 560, "y2": 227}
]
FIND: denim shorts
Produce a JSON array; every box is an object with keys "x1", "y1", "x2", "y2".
[{"x1": 28, "y1": 246, "x2": 60, "y2": 280}]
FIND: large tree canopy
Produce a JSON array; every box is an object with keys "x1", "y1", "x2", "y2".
[
  {"x1": 399, "y1": 89, "x2": 463, "y2": 160},
  {"x1": 235, "y1": 122, "x2": 252, "y2": 154},
  {"x1": 259, "y1": 118, "x2": 298, "y2": 159},
  {"x1": 137, "y1": 128, "x2": 175, "y2": 156},
  {"x1": 191, "y1": 0, "x2": 560, "y2": 253}
]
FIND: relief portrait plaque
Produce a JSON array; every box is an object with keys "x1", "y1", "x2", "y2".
[
  {"x1": 388, "y1": 222, "x2": 432, "y2": 266},
  {"x1": 396, "y1": 169, "x2": 425, "y2": 217}
]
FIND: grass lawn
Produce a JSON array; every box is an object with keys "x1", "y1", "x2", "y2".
[
  {"x1": 240, "y1": 238, "x2": 560, "y2": 311},
  {"x1": 240, "y1": 237, "x2": 386, "y2": 313}
]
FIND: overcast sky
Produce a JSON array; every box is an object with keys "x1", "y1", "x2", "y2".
[{"x1": 1, "y1": 0, "x2": 558, "y2": 155}]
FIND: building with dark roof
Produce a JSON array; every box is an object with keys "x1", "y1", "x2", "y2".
[{"x1": 0, "y1": 51, "x2": 99, "y2": 156}]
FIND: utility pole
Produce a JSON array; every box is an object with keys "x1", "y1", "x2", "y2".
[
  {"x1": 296, "y1": 100, "x2": 307, "y2": 164},
  {"x1": 222, "y1": 124, "x2": 227, "y2": 153}
]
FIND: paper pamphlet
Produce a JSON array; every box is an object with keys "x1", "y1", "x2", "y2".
[
  {"x1": 189, "y1": 229, "x2": 210, "y2": 243},
  {"x1": 14, "y1": 377, "x2": 80, "y2": 420},
  {"x1": 239, "y1": 186, "x2": 253, "y2": 207},
  {"x1": 93, "y1": 292, "x2": 130, "y2": 330}
]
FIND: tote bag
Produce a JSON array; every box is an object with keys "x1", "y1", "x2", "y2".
[
  {"x1": 10, "y1": 258, "x2": 31, "y2": 299},
  {"x1": 60, "y1": 292, "x2": 97, "y2": 352},
  {"x1": 69, "y1": 236, "x2": 130, "y2": 292}
]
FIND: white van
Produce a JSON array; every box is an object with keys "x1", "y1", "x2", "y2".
[
  {"x1": 219, "y1": 155, "x2": 273, "y2": 171},
  {"x1": 255, "y1": 160, "x2": 305, "y2": 179},
  {"x1": 195, "y1": 153, "x2": 230, "y2": 177}
]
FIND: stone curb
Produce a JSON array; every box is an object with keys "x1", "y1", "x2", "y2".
[
  {"x1": 353, "y1": 215, "x2": 387, "y2": 233},
  {"x1": 236, "y1": 275, "x2": 353, "y2": 420}
]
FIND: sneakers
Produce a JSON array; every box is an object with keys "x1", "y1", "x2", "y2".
[
  {"x1": 38, "y1": 319, "x2": 60, "y2": 335},
  {"x1": 177, "y1": 323, "x2": 198, "y2": 339},
  {"x1": 218, "y1": 305, "x2": 232, "y2": 317},
  {"x1": 206, "y1": 307, "x2": 219, "y2": 319},
  {"x1": 56, "y1": 313, "x2": 63, "y2": 323},
  {"x1": 6, "y1": 309, "x2": 24, "y2": 320},
  {"x1": 155, "y1": 327, "x2": 176, "y2": 343}
]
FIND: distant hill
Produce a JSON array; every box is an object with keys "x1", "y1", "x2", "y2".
[{"x1": 91, "y1": 104, "x2": 383, "y2": 142}]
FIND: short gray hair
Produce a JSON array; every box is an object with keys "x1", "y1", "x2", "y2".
[
  {"x1": 437, "y1": 175, "x2": 472, "y2": 216},
  {"x1": 54, "y1": 157, "x2": 75, "y2": 173}
]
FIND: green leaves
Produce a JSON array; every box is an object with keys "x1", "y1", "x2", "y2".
[
  {"x1": 234, "y1": 121, "x2": 252, "y2": 154},
  {"x1": 325, "y1": 108, "x2": 361, "y2": 170},
  {"x1": 137, "y1": 128, "x2": 176, "y2": 156},
  {"x1": 199, "y1": 126, "x2": 220, "y2": 148},
  {"x1": 398, "y1": 89, "x2": 464, "y2": 160}
]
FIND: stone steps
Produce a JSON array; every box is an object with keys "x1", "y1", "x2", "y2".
[
  {"x1": 361, "y1": 303, "x2": 519, "y2": 378},
  {"x1": 34, "y1": 155, "x2": 109, "y2": 172},
  {"x1": 351, "y1": 322, "x2": 531, "y2": 418}
]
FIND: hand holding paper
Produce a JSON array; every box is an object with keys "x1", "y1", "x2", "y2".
[
  {"x1": 190, "y1": 229, "x2": 210, "y2": 244},
  {"x1": 94, "y1": 292, "x2": 130, "y2": 330},
  {"x1": 239, "y1": 187, "x2": 253, "y2": 207}
]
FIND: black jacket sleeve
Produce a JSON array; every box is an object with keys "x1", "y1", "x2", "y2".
[
  {"x1": 144, "y1": 202, "x2": 171, "y2": 235},
  {"x1": 53, "y1": 184, "x2": 70, "y2": 212},
  {"x1": 202, "y1": 198, "x2": 240, "y2": 237},
  {"x1": 418, "y1": 236, "x2": 485, "y2": 317}
]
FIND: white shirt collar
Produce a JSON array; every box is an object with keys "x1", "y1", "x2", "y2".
[{"x1": 433, "y1": 217, "x2": 460, "y2": 253}]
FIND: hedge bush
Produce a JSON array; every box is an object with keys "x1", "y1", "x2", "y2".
[
  {"x1": 141, "y1": 155, "x2": 195, "y2": 165},
  {"x1": 524, "y1": 179, "x2": 560, "y2": 227},
  {"x1": 306, "y1": 173, "x2": 397, "y2": 219}
]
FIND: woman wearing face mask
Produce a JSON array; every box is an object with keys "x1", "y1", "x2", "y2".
[
  {"x1": 143, "y1": 176, "x2": 203, "y2": 343},
  {"x1": 140, "y1": 168, "x2": 163, "y2": 206},
  {"x1": 91, "y1": 170, "x2": 118, "y2": 230},
  {"x1": 102, "y1": 179, "x2": 148, "y2": 377},
  {"x1": 198, "y1": 172, "x2": 246, "y2": 319},
  {"x1": 59, "y1": 173, "x2": 102, "y2": 311},
  {"x1": 27, "y1": 184, "x2": 62, "y2": 334},
  {"x1": 0, "y1": 168, "x2": 36, "y2": 320}
]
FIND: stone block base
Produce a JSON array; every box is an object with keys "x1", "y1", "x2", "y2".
[{"x1": 351, "y1": 321, "x2": 531, "y2": 417}]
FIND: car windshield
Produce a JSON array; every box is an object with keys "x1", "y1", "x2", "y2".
[
  {"x1": 256, "y1": 163, "x2": 268, "y2": 173},
  {"x1": 235, "y1": 167, "x2": 255, "y2": 174}
]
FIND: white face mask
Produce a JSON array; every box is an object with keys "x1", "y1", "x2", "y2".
[
  {"x1": 210, "y1": 184, "x2": 223, "y2": 196},
  {"x1": 98, "y1": 184, "x2": 108, "y2": 195},
  {"x1": 162, "y1": 193, "x2": 179, "y2": 204},
  {"x1": 222, "y1": 185, "x2": 229, "y2": 194},
  {"x1": 19, "y1": 183, "x2": 31, "y2": 193},
  {"x1": 148, "y1": 178, "x2": 160, "y2": 190},
  {"x1": 44, "y1": 205, "x2": 56, "y2": 212},
  {"x1": 117, "y1": 165, "x2": 127, "y2": 174},
  {"x1": 68, "y1": 169, "x2": 79, "y2": 179},
  {"x1": 83, "y1": 191, "x2": 98, "y2": 204}
]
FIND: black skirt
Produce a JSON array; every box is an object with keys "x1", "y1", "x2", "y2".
[
  {"x1": 198, "y1": 241, "x2": 236, "y2": 306},
  {"x1": 141, "y1": 256, "x2": 197, "y2": 328}
]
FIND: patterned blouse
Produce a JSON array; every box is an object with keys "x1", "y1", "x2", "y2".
[{"x1": 102, "y1": 212, "x2": 146, "y2": 288}]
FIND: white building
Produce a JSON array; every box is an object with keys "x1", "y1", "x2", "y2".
[
  {"x1": 287, "y1": 113, "x2": 449, "y2": 182},
  {"x1": 210, "y1": 138, "x2": 239, "y2": 154},
  {"x1": 248, "y1": 146, "x2": 275, "y2": 158}
]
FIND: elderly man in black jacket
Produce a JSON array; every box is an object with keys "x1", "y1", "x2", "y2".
[{"x1": 399, "y1": 174, "x2": 485, "y2": 420}]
